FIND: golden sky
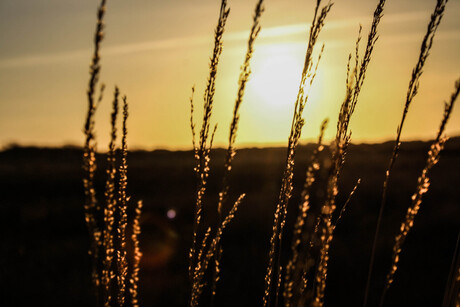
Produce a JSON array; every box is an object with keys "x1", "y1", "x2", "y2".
[{"x1": 0, "y1": 0, "x2": 459, "y2": 150}]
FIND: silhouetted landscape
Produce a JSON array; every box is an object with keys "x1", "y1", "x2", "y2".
[
  {"x1": 1, "y1": 138, "x2": 459, "y2": 306},
  {"x1": 1, "y1": 0, "x2": 460, "y2": 305}
]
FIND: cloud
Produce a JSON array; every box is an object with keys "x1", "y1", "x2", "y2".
[{"x1": 0, "y1": 11, "x2": 456, "y2": 69}]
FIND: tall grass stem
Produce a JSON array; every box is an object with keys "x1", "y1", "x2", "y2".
[{"x1": 364, "y1": 1, "x2": 449, "y2": 304}]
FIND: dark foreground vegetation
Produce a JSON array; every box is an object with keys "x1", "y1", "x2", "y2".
[{"x1": 1, "y1": 139, "x2": 459, "y2": 306}]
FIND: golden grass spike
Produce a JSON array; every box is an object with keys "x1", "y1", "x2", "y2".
[
  {"x1": 129, "y1": 200, "x2": 143, "y2": 307},
  {"x1": 283, "y1": 119, "x2": 328, "y2": 307},
  {"x1": 101, "y1": 86, "x2": 119, "y2": 306},
  {"x1": 211, "y1": 1, "x2": 265, "y2": 303},
  {"x1": 314, "y1": 1, "x2": 386, "y2": 306},
  {"x1": 380, "y1": 78, "x2": 459, "y2": 306},
  {"x1": 333, "y1": 178, "x2": 361, "y2": 230},
  {"x1": 189, "y1": 1, "x2": 229, "y2": 285},
  {"x1": 189, "y1": 86, "x2": 197, "y2": 153},
  {"x1": 82, "y1": 0, "x2": 107, "y2": 299},
  {"x1": 365, "y1": 1, "x2": 449, "y2": 304},
  {"x1": 198, "y1": 0, "x2": 229, "y2": 153},
  {"x1": 190, "y1": 194, "x2": 245, "y2": 307},
  {"x1": 190, "y1": 227, "x2": 213, "y2": 307},
  {"x1": 218, "y1": 0, "x2": 264, "y2": 219},
  {"x1": 263, "y1": 2, "x2": 333, "y2": 306},
  {"x1": 117, "y1": 95, "x2": 130, "y2": 307}
]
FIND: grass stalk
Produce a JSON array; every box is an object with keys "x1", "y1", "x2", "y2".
[
  {"x1": 364, "y1": 1, "x2": 449, "y2": 304},
  {"x1": 189, "y1": 1, "x2": 230, "y2": 286},
  {"x1": 313, "y1": 1, "x2": 386, "y2": 305},
  {"x1": 333, "y1": 178, "x2": 361, "y2": 230},
  {"x1": 190, "y1": 195, "x2": 245, "y2": 307},
  {"x1": 442, "y1": 232, "x2": 460, "y2": 307},
  {"x1": 187, "y1": 1, "x2": 261, "y2": 305},
  {"x1": 82, "y1": 0, "x2": 107, "y2": 299},
  {"x1": 129, "y1": 200, "x2": 143, "y2": 307},
  {"x1": 188, "y1": 1, "x2": 266, "y2": 305},
  {"x1": 102, "y1": 86, "x2": 119, "y2": 306},
  {"x1": 82, "y1": 2, "x2": 143, "y2": 305},
  {"x1": 210, "y1": 0, "x2": 265, "y2": 303},
  {"x1": 380, "y1": 78, "x2": 459, "y2": 306},
  {"x1": 262, "y1": 2, "x2": 333, "y2": 306},
  {"x1": 117, "y1": 95, "x2": 130, "y2": 306},
  {"x1": 283, "y1": 119, "x2": 328, "y2": 307},
  {"x1": 454, "y1": 269, "x2": 460, "y2": 307}
]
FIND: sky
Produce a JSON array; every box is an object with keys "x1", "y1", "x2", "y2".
[{"x1": 0, "y1": 0, "x2": 459, "y2": 150}]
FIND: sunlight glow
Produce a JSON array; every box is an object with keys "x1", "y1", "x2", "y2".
[{"x1": 249, "y1": 44, "x2": 305, "y2": 110}]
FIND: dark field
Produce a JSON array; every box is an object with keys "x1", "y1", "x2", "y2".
[{"x1": 1, "y1": 138, "x2": 459, "y2": 306}]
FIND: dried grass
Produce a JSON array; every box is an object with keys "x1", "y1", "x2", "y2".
[
  {"x1": 188, "y1": 0, "x2": 264, "y2": 305},
  {"x1": 312, "y1": 1, "x2": 386, "y2": 305},
  {"x1": 79, "y1": 0, "x2": 458, "y2": 306},
  {"x1": 82, "y1": 1, "x2": 142, "y2": 306},
  {"x1": 380, "y1": 78, "x2": 459, "y2": 306},
  {"x1": 82, "y1": 0, "x2": 107, "y2": 297},
  {"x1": 365, "y1": 1, "x2": 449, "y2": 304},
  {"x1": 101, "y1": 87, "x2": 119, "y2": 306},
  {"x1": 283, "y1": 119, "x2": 328, "y2": 307},
  {"x1": 263, "y1": 1, "x2": 333, "y2": 306},
  {"x1": 211, "y1": 0, "x2": 264, "y2": 303}
]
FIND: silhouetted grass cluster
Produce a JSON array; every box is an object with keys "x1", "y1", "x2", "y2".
[
  {"x1": 189, "y1": 0, "x2": 264, "y2": 305},
  {"x1": 381, "y1": 78, "x2": 459, "y2": 306},
  {"x1": 186, "y1": 0, "x2": 459, "y2": 306},
  {"x1": 80, "y1": 0, "x2": 459, "y2": 306},
  {"x1": 82, "y1": 0, "x2": 142, "y2": 306},
  {"x1": 263, "y1": 1, "x2": 332, "y2": 306},
  {"x1": 365, "y1": 0, "x2": 450, "y2": 303}
]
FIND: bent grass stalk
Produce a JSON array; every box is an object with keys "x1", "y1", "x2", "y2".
[
  {"x1": 364, "y1": 1, "x2": 449, "y2": 304},
  {"x1": 380, "y1": 78, "x2": 459, "y2": 306},
  {"x1": 189, "y1": 194, "x2": 245, "y2": 307},
  {"x1": 263, "y1": 1, "x2": 333, "y2": 306},
  {"x1": 314, "y1": 1, "x2": 386, "y2": 305}
]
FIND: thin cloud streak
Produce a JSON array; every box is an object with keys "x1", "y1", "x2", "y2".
[{"x1": 0, "y1": 11, "x2": 452, "y2": 69}]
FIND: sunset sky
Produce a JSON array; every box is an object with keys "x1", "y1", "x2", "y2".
[{"x1": 0, "y1": 0, "x2": 459, "y2": 150}]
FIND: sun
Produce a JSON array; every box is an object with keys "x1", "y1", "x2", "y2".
[{"x1": 248, "y1": 43, "x2": 306, "y2": 110}]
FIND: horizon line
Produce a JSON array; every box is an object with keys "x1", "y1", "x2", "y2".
[{"x1": 3, "y1": 133, "x2": 460, "y2": 152}]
